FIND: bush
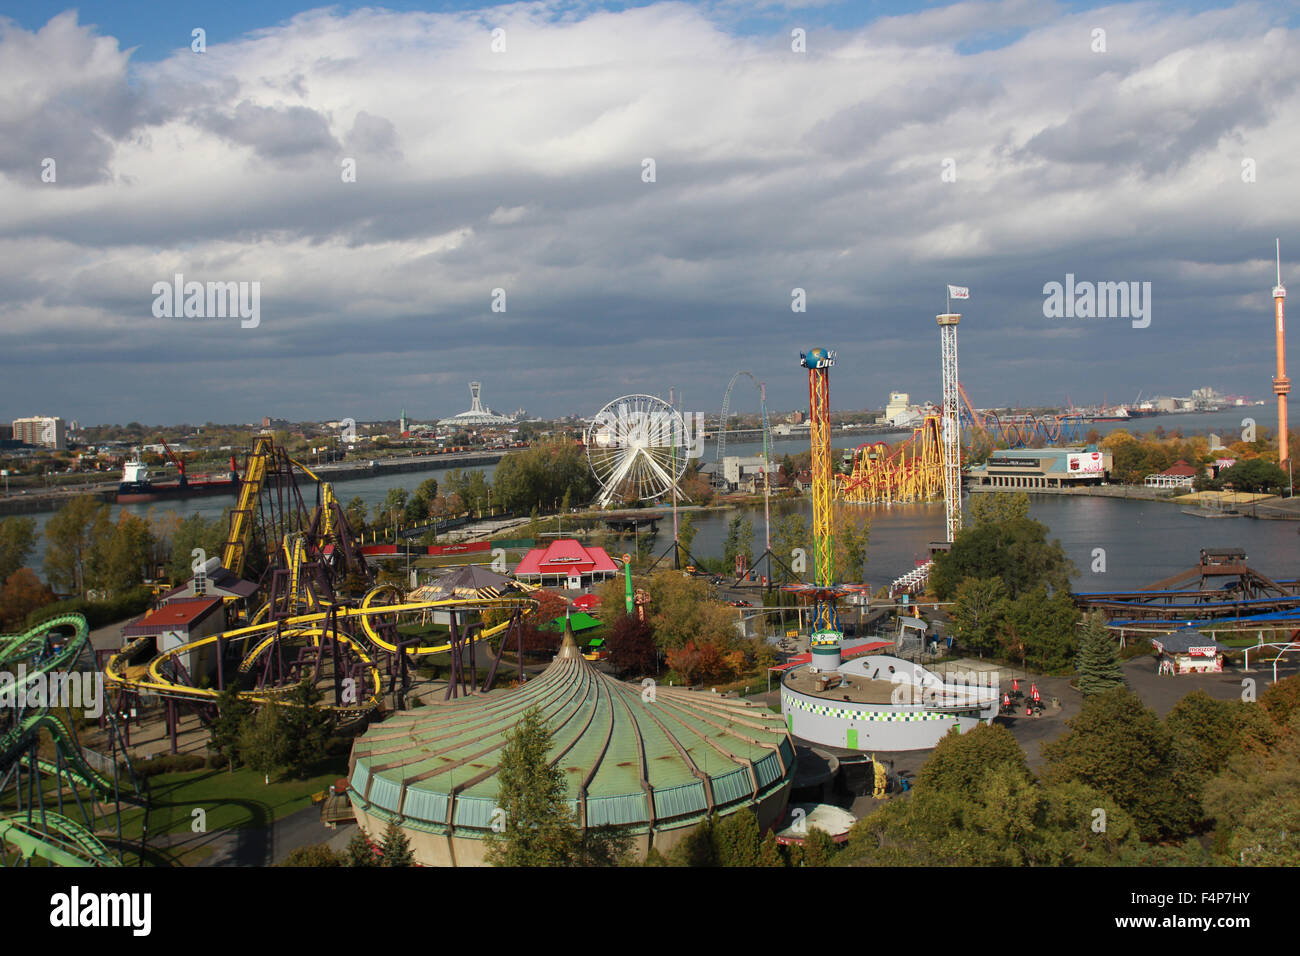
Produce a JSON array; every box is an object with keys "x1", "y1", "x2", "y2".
[
  {"x1": 132, "y1": 752, "x2": 207, "y2": 778},
  {"x1": 25, "y1": 587, "x2": 154, "y2": 630}
]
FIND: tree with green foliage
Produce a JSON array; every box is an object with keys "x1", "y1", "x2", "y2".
[
  {"x1": 1201, "y1": 712, "x2": 1300, "y2": 865},
  {"x1": 712, "y1": 808, "x2": 762, "y2": 866},
  {"x1": 344, "y1": 496, "x2": 369, "y2": 536},
  {"x1": 948, "y1": 577, "x2": 1008, "y2": 658},
  {"x1": 381, "y1": 819, "x2": 415, "y2": 866},
  {"x1": 930, "y1": 515, "x2": 1073, "y2": 602},
  {"x1": 841, "y1": 724, "x2": 1140, "y2": 867},
  {"x1": 167, "y1": 512, "x2": 226, "y2": 583},
  {"x1": 404, "y1": 477, "x2": 441, "y2": 524},
  {"x1": 797, "y1": 827, "x2": 840, "y2": 867},
  {"x1": 0, "y1": 516, "x2": 37, "y2": 582},
  {"x1": 239, "y1": 705, "x2": 287, "y2": 782},
  {"x1": 1207, "y1": 457, "x2": 1289, "y2": 493},
  {"x1": 666, "y1": 816, "x2": 717, "y2": 867},
  {"x1": 1165, "y1": 690, "x2": 1273, "y2": 804},
  {"x1": 209, "y1": 685, "x2": 253, "y2": 772},
  {"x1": 967, "y1": 491, "x2": 1030, "y2": 527},
  {"x1": 758, "y1": 831, "x2": 785, "y2": 867},
  {"x1": 833, "y1": 504, "x2": 870, "y2": 583},
  {"x1": 346, "y1": 829, "x2": 379, "y2": 866},
  {"x1": 278, "y1": 681, "x2": 333, "y2": 778},
  {"x1": 490, "y1": 443, "x2": 596, "y2": 513},
  {"x1": 278, "y1": 844, "x2": 344, "y2": 867},
  {"x1": 92, "y1": 512, "x2": 156, "y2": 594},
  {"x1": 722, "y1": 514, "x2": 754, "y2": 574},
  {"x1": 919, "y1": 723, "x2": 1029, "y2": 791},
  {"x1": 645, "y1": 571, "x2": 740, "y2": 652},
  {"x1": 1076, "y1": 613, "x2": 1125, "y2": 695},
  {"x1": 44, "y1": 495, "x2": 112, "y2": 595},
  {"x1": 377, "y1": 487, "x2": 409, "y2": 534},
  {"x1": 771, "y1": 509, "x2": 810, "y2": 584},
  {"x1": 675, "y1": 512, "x2": 698, "y2": 566},
  {"x1": 485, "y1": 706, "x2": 580, "y2": 866},
  {"x1": 1043, "y1": 687, "x2": 1198, "y2": 840},
  {"x1": 1001, "y1": 586, "x2": 1079, "y2": 672}
]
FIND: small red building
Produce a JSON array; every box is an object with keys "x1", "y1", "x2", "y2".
[{"x1": 513, "y1": 539, "x2": 619, "y2": 589}]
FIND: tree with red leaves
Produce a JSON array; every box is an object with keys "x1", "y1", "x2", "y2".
[
  {"x1": 606, "y1": 613, "x2": 657, "y2": 678},
  {"x1": 517, "y1": 589, "x2": 570, "y2": 658},
  {"x1": 0, "y1": 568, "x2": 54, "y2": 628}
]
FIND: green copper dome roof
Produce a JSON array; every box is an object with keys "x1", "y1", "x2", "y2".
[{"x1": 348, "y1": 630, "x2": 794, "y2": 834}]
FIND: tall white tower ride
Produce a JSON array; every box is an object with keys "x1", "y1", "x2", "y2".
[{"x1": 937, "y1": 313, "x2": 963, "y2": 543}]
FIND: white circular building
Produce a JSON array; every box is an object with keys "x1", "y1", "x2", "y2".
[
  {"x1": 437, "y1": 382, "x2": 516, "y2": 428},
  {"x1": 781, "y1": 653, "x2": 1000, "y2": 752}
]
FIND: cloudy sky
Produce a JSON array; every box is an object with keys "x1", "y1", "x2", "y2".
[{"x1": 1, "y1": 0, "x2": 1297, "y2": 425}]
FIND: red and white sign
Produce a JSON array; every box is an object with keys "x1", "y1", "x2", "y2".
[
  {"x1": 427, "y1": 542, "x2": 490, "y2": 556},
  {"x1": 1067, "y1": 452, "x2": 1105, "y2": 474}
]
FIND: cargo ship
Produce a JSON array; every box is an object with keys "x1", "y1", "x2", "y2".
[{"x1": 116, "y1": 458, "x2": 240, "y2": 503}]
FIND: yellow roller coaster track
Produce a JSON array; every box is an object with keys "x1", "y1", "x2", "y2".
[
  {"x1": 221, "y1": 436, "x2": 273, "y2": 578},
  {"x1": 837, "y1": 413, "x2": 944, "y2": 505},
  {"x1": 103, "y1": 590, "x2": 536, "y2": 720}
]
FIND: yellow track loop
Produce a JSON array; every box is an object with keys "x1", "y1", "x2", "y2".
[{"x1": 103, "y1": 589, "x2": 536, "y2": 716}]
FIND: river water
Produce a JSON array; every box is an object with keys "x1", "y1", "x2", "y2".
[{"x1": 17, "y1": 406, "x2": 1297, "y2": 590}]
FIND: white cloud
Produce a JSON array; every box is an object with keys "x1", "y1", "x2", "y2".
[{"x1": 0, "y1": 0, "x2": 1296, "y2": 422}]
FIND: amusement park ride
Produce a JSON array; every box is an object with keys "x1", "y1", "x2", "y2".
[{"x1": 4, "y1": 434, "x2": 542, "y2": 867}]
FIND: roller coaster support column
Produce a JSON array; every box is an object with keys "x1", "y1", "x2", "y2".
[
  {"x1": 938, "y1": 314, "x2": 963, "y2": 543},
  {"x1": 481, "y1": 607, "x2": 525, "y2": 692},
  {"x1": 801, "y1": 348, "x2": 841, "y2": 669},
  {"x1": 166, "y1": 699, "x2": 178, "y2": 755}
]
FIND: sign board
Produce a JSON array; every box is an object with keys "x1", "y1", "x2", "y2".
[
  {"x1": 1067, "y1": 452, "x2": 1105, "y2": 474},
  {"x1": 427, "y1": 542, "x2": 491, "y2": 556},
  {"x1": 786, "y1": 629, "x2": 799, "y2": 638}
]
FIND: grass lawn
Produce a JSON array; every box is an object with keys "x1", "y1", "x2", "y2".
[{"x1": 110, "y1": 762, "x2": 347, "y2": 865}]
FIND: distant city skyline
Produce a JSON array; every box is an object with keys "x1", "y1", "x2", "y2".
[{"x1": 1, "y1": 1, "x2": 1297, "y2": 424}]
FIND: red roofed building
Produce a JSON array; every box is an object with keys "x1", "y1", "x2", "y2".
[
  {"x1": 1144, "y1": 459, "x2": 1200, "y2": 490},
  {"x1": 122, "y1": 597, "x2": 225, "y2": 681},
  {"x1": 514, "y1": 539, "x2": 619, "y2": 588}
]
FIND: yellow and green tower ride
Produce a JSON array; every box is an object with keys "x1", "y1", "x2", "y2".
[{"x1": 800, "y1": 347, "x2": 842, "y2": 669}]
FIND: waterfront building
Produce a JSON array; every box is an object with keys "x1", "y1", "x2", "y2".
[
  {"x1": 718, "y1": 455, "x2": 768, "y2": 491},
  {"x1": 1144, "y1": 459, "x2": 1199, "y2": 489},
  {"x1": 966, "y1": 446, "x2": 1112, "y2": 489}
]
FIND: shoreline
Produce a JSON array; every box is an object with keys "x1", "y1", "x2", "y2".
[{"x1": 966, "y1": 482, "x2": 1300, "y2": 519}]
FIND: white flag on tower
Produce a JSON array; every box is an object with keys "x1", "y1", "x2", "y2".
[{"x1": 947, "y1": 285, "x2": 970, "y2": 300}]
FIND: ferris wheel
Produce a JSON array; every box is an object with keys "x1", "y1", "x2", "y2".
[{"x1": 586, "y1": 394, "x2": 691, "y2": 507}]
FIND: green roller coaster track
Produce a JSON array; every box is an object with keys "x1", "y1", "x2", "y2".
[{"x1": 0, "y1": 614, "x2": 136, "y2": 867}]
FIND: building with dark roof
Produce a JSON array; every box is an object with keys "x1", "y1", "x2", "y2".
[{"x1": 347, "y1": 623, "x2": 794, "y2": 865}]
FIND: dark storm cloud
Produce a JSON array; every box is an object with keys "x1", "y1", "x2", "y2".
[{"x1": 0, "y1": 1, "x2": 1297, "y2": 425}]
